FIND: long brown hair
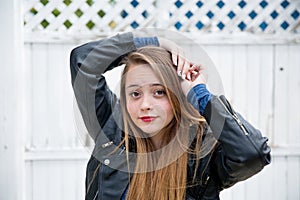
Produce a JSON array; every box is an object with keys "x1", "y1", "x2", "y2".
[{"x1": 119, "y1": 46, "x2": 206, "y2": 200}]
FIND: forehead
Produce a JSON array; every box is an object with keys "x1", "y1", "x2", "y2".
[{"x1": 125, "y1": 64, "x2": 161, "y2": 86}]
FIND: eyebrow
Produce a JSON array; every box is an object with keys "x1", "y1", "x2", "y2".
[{"x1": 126, "y1": 83, "x2": 163, "y2": 89}]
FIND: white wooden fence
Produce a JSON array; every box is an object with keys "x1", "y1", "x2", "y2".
[
  {"x1": 1, "y1": 0, "x2": 299, "y2": 199},
  {"x1": 23, "y1": 38, "x2": 300, "y2": 200}
]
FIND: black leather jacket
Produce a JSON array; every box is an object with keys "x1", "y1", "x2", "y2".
[{"x1": 70, "y1": 32, "x2": 271, "y2": 200}]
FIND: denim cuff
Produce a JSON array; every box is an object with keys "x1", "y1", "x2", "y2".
[
  {"x1": 187, "y1": 84, "x2": 212, "y2": 115},
  {"x1": 133, "y1": 37, "x2": 159, "y2": 48}
]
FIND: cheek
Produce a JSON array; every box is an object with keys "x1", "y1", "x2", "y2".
[
  {"x1": 126, "y1": 100, "x2": 138, "y2": 118},
  {"x1": 159, "y1": 99, "x2": 174, "y2": 119}
]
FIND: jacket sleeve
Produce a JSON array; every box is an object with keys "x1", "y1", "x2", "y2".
[
  {"x1": 70, "y1": 32, "x2": 137, "y2": 142},
  {"x1": 202, "y1": 95, "x2": 271, "y2": 189}
]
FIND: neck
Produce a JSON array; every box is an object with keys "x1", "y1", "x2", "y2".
[
  {"x1": 149, "y1": 123, "x2": 175, "y2": 150},
  {"x1": 150, "y1": 131, "x2": 165, "y2": 150}
]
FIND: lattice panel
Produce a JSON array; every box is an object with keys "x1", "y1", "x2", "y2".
[
  {"x1": 169, "y1": 0, "x2": 300, "y2": 33},
  {"x1": 23, "y1": 0, "x2": 300, "y2": 34},
  {"x1": 23, "y1": 0, "x2": 157, "y2": 33}
]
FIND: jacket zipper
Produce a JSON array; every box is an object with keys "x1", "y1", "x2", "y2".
[
  {"x1": 217, "y1": 97, "x2": 248, "y2": 135},
  {"x1": 92, "y1": 191, "x2": 98, "y2": 200}
]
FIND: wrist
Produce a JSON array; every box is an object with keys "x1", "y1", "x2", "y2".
[{"x1": 187, "y1": 84, "x2": 212, "y2": 115}]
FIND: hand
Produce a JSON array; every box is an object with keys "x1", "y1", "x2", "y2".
[
  {"x1": 180, "y1": 64, "x2": 208, "y2": 96},
  {"x1": 158, "y1": 37, "x2": 192, "y2": 78}
]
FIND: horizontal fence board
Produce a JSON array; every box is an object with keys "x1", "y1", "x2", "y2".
[
  {"x1": 23, "y1": 150, "x2": 299, "y2": 200},
  {"x1": 24, "y1": 32, "x2": 300, "y2": 44}
]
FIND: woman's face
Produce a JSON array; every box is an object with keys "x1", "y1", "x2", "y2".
[{"x1": 125, "y1": 64, "x2": 174, "y2": 135}]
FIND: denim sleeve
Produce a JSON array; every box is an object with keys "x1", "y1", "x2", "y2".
[
  {"x1": 187, "y1": 84, "x2": 212, "y2": 115},
  {"x1": 133, "y1": 37, "x2": 159, "y2": 48}
]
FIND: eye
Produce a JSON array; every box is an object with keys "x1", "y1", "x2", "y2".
[
  {"x1": 154, "y1": 89, "x2": 166, "y2": 97},
  {"x1": 129, "y1": 91, "x2": 141, "y2": 99}
]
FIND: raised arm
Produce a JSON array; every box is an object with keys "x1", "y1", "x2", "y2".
[
  {"x1": 184, "y1": 74, "x2": 271, "y2": 188},
  {"x1": 70, "y1": 32, "x2": 162, "y2": 142}
]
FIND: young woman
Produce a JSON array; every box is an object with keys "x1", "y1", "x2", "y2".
[{"x1": 70, "y1": 32, "x2": 271, "y2": 200}]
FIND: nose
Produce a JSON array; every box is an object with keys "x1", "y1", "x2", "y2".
[{"x1": 140, "y1": 94, "x2": 153, "y2": 111}]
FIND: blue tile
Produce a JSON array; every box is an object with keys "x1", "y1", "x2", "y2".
[
  {"x1": 217, "y1": 22, "x2": 225, "y2": 30},
  {"x1": 259, "y1": 21, "x2": 268, "y2": 31},
  {"x1": 120, "y1": 10, "x2": 128, "y2": 18},
  {"x1": 249, "y1": 10, "x2": 257, "y2": 19},
  {"x1": 291, "y1": 10, "x2": 299, "y2": 20},
  {"x1": 185, "y1": 11, "x2": 193, "y2": 19},
  {"x1": 169, "y1": 12, "x2": 173, "y2": 17},
  {"x1": 142, "y1": 10, "x2": 148, "y2": 18},
  {"x1": 238, "y1": 0, "x2": 246, "y2": 8},
  {"x1": 207, "y1": 11, "x2": 214, "y2": 19},
  {"x1": 175, "y1": 21, "x2": 182, "y2": 30},
  {"x1": 270, "y1": 10, "x2": 279, "y2": 19},
  {"x1": 260, "y1": 0, "x2": 268, "y2": 8},
  {"x1": 281, "y1": 0, "x2": 290, "y2": 9},
  {"x1": 196, "y1": 21, "x2": 204, "y2": 29},
  {"x1": 281, "y1": 21, "x2": 289, "y2": 29},
  {"x1": 175, "y1": 0, "x2": 183, "y2": 8},
  {"x1": 238, "y1": 21, "x2": 246, "y2": 31},
  {"x1": 217, "y1": 1, "x2": 225, "y2": 8},
  {"x1": 131, "y1": 21, "x2": 139, "y2": 29},
  {"x1": 131, "y1": 0, "x2": 139, "y2": 7},
  {"x1": 228, "y1": 11, "x2": 236, "y2": 19},
  {"x1": 196, "y1": 1, "x2": 203, "y2": 8}
]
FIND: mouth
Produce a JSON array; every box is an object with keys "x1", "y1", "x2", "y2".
[{"x1": 139, "y1": 116, "x2": 157, "y2": 122}]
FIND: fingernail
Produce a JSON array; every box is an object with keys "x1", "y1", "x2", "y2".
[
  {"x1": 177, "y1": 71, "x2": 182, "y2": 77},
  {"x1": 182, "y1": 74, "x2": 186, "y2": 80}
]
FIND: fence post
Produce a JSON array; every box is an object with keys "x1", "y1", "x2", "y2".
[{"x1": 0, "y1": 0, "x2": 24, "y2": 199}]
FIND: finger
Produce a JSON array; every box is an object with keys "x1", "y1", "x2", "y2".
[
  {"x1": 190, "y1": 64, "x2": 201, "y2": 72},
  {"x1": 177, "y1": 54, "x2": 185, "y2": 75},
  {"x1": 171, "y1": 50, "x2": 178, "y2": 67},
  {"x1": 187, "y1": 72, "x2": 191, "y2": 81},
  {"x1": 191, "y1": 71, "x2": 199, "y2": 81},
  {"x1": 189, "y1": 64, "x2": 200, "y2": 81},
  {"x1": 182, "y1": 60, "x2": 191, "y2": 80}
]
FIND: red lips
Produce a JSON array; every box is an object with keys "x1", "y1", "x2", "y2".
[{"x1": 140, "y1": 116, "x2": 157, "y2": 122}]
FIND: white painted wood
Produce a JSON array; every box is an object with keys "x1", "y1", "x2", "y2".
[
  {"x1": 24, "y1": 1, "x2": 57, "y2": 31},
  {"x1": 28, "y1": 160, "x2": 87, "y2": 200},
  {"x1": 246, "y1": 45, "x2": 262, "y2": 128},
  {"x1": 273, "y1": 156, "x2": 288, "y2": 200},
  {"x1": 257, "y1": 45, "x2": 274, "y2": 142},
  {"x1": 24, "y1": 32, "x2": 300, "y2": 44},
  {"x1": 231, "y1": 181, "x2": 246, "y2": 200},
  {"x1": 216, "y1": 45, "x2": 234, "y2": 98},
  {"x1": 232, "y1": 45, "x2": 248, "y2": 116},
  {"x1": 25, "y1": 161, "x2": 33, "y2": 200},
  {"x1": 287, "y1": 157, "x2": 300, "y2": 200},
  {"x1": 258, "y1": 162, "x2": 274, "y2": 200},
  {"x1": 0, "y1": 0, "x2": 24, "y2": 200},
  {"x1": 244, "y1": 165, "x2": 260, "y2": 200},
  {"x1": 274, "y1": 45, "x2": 289, "y2": 146},
  {"x1": 46, "y1": 1, "x2": 82, "y2": 31},
  {"x1": 287, "y1": 45, "x2": 300, "y2": 145},
  {"x1": 22, "y1": 41, "x2": 300, "y2": 200},
  {"x1": 31, "y1": 43, "x2": 49, "y2": 148},
  {"x1": 24, "y1": 148, "x2": 90, "y2": 161}
]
